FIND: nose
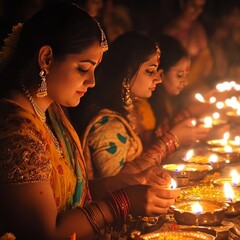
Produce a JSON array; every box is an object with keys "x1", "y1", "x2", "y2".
[
  {"x1": 154, "y1": 71, "x2": 162, "y2": 84},
  {"x1": 85, "y1": 72, "x2": 96, "y2": 88}
]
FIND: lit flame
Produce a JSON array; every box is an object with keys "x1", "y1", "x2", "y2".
[
  {"x1": 221, "y1": 132, "x2": 230, "y2": 145},
  {"x1": 209, "y1": 97, "x2": 216, "y2": 104},
  {"x1": 192, "y1": 202, "x2": 203, "y2": 214},
  {"x1": 208, "y1": 154, "x2": 218, "y2": 164},
  {"x1": 212, "y1": 112, "x2": 220, "y2": 119},
  {"x1": 175, "y1": 165, "x2": 185, "y2": 172},
  {"x1": 169, "y1": 178, "x2": 177, "y2": 189},
  {"x1": 191, "y1": 119, "x2": 197, "y2": 126},
  {"x1": 224, "y1": 182, "x2": 234, "y2": 202},
  {"x1": 231, "y1": 170, "x2": 240, "y2": 186},
  {"x1": 195, "y1": 93, "x2": 205, "y2": 103},
  {"x1": 234, "y1": 136, "x2": 240, "y2": 145},
  {"x1": 185, "y1": 149, "x2": 194, "y2": 161},
  {"x1": 216, "y1": 102, "x2": 224, "y2": 109},
  {"x1": 203, "y1": 116, "x2": 212, "y2": 128},
  {"x1": 224, "y1": 145, "x2": 233, "y2": 153}
]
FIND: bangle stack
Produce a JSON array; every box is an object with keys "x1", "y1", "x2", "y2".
[
  {"x1": 104, "y1": 189, "x2": 130, "y2": 229},
  {"x1": 142, "y1": 130, "x2": 180, "y2": 166}
]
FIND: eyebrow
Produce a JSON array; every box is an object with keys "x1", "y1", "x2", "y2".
[
  {"x1": 79, "y1": 59, "x2": 97, "y2": 65},
  {"x1": 148, "y1": 64, "x2": 158, "y2": 67}
]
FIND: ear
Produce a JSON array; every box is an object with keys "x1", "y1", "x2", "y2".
[{"x1": 38, "y1": 45, "x2": 53, "y2": 70}]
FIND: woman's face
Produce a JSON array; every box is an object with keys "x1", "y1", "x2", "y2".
[
  {"x1": 130, "y1": 52, "x2": 162, "y2": 99},
  {"x1": 47, "y1": 42, "x2": 103, "y2": 107},
  {"x1": 182, "y1": 0, "x2": 206, "y2": 21},
  {"x1": 161, "y1": 56, "x2": 190, "y2": 96}
]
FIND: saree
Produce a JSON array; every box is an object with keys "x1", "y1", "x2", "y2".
[{"x1": 0, "y1": 99, "x2": 90, "y2": 212}]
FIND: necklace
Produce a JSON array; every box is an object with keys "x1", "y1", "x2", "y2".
[{"x1": 21, "y1": 84, "x2": 64, "y2": 158}]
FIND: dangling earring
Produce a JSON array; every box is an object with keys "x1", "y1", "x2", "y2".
[
  {"x1": 36, "y1": 68, "x2": 48, "y2": 97},
  {"x1": 121, "y1": 77, "x2": 133, "y2": 111}
]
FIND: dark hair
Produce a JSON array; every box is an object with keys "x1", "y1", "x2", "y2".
[
  {"x1": 157, "y1": 34, "x2": 188, "y2": 72},
  {"x1": 68, "y1": 31, "x2": 158, "y2": 136},
  {"x1": 149, "y1": 34, "x2": 188, "y2": 127},
  {"x1": 0, "y1": 1, "x2": 101, "y2": 94}
]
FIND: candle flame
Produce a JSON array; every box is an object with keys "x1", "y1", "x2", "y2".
[
  {"x1": 231, "y1": 170, "x2": 240, "y2": 186},
  {"x1": 192, "y1": 202, "x2": 203, "y2": 214},
  {"x1": 209, "y1": 97, "x2": 216, "y2": 104},
  {"x1": 203, "y1": 116, "x2": 213, "y2": 128},
  {"x1": 212, "y1": 112, "x2": 220, "y2": 119},
  {"x1": 235, "y1": 136, "x2": 240, "y2": 145},
  {"x1": 191, "y1": 119, "x2": 197, "y2": 126},
  {"x1": 169, "y1": 178, "x2": 177, "y2": 189},
  {"x1": 175, "y1": 164, "x2": 185, "y2": 172},
  {"x1": 224, "y1": 145, "x2": 233, "y2": 153},
  {"x1": 224, "y1": 182, "x2": 234, "y2": 202},
  {"x1": 185, "y1": 149, "x2": 194, "y2": 161},
  {"x1": 216, "y1": 102, "x2": 224, "y2": 109},
  {"x1": 195, "y1": 93, "x2": 205, "y2": 103},
  {"x1": 209, "y1": 154, "x2": 218, "y2": 164}
]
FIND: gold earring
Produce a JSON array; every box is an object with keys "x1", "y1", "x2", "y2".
[
  {"x1": 36, "y1": 68, "x2": 48, "y2": 97},
  {"x1": 121, "y1": 77, "x2": 133, "y2": 109}
]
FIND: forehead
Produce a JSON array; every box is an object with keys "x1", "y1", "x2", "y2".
[{"x1": 141, "y1": 52, "x2": 159, "y2": 66}]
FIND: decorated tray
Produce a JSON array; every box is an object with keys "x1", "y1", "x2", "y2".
[{"x1": 139, "y1": 230, "x2": 215, "y2": 240}]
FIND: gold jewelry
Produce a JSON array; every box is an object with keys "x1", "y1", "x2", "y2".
[
  {"x1": 21, "y1": 84, "x2": 63, "y2": 158},
  {"x1": 21, "y1": 84, "x2": 46, "y2": 123},
  {"x1": 36, "y1": 68, "x2": 48, "y2": 97},
  {"x1": 95, "y1": 20, "x2": 108, "y2": 52},
  {"x1": 121, "y1": 77, "x2": 133, "y2": 111}
]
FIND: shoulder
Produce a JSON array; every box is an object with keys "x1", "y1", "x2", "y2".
[{"x1": 0, "y1": 99, "x2": 51, "y2": 184}]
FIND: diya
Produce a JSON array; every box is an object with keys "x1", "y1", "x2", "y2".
[
  {"x1": 162, "y1": 163, "x2": 212, "y2": 183},
  {"x1": 171, "y1": 200, "x2": 229, "y2": 226},
  {"x1": 139, "y1": 230, "x2": 215, "y2": 240}
]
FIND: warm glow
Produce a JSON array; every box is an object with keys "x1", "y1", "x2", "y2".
[
  {"x1": 195, "y1": 93, "x2": 205, "y2": 103},
  {"x1": 175, "y1": 165, "x2": 185, "y2": 172},
  {"x1": 203, "y1": 116, "x2": 213, "y2": 128},
  {"x1": 185, "y1": 149, "x2": 194, "y2": 161},
  {"x1": 209, "y1": 97, "x2": 216, "y2": 104},
  {"x1": 224, "y1": 145, "x2": 233, "y2": 153},
  {"x1": 224, "y1": 182, "x2": 234, "y2": 202},
  {"x1": 169, "y1": 178, "x2": 177, "y2": 189},
  {"x1": 192, "y1": 202, "x2": 203, "y2": 214},
  {"x1": 231, "y1": 170, "x2": 240, "y2": 186},
  {"x1": 216, "y1": 102, "x2": 225, "y2": 109},
  {"x1": 191, "y1": 119, "x2": 197, "y2": 126},
  {"x1": 221, "y1": 132, "x2": 230, "y2": 146},
  {"x1": 208, "y1": 154, "x2": 218, "y2": 164},
  {"x1": 212, "y1": 112, "x2": 220, "y2": 119},
  {"x1": 234, "y1": 136, "x2": 240, "y2": 145}
]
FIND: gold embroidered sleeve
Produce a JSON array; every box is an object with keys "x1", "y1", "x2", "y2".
[{"x1": 0, "y1": 121, "x2": 52, "y2": 184}]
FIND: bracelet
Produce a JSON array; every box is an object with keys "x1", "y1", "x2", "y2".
[
  {"x1": 92, "y1": 201, "x2": 111, "y2": 231},
  {"x1": 104, "y1": 189, "x2": 130, "y2": 229},
  {"x1": 77, "y1": 204, "x2": 103, "y2": 235}
]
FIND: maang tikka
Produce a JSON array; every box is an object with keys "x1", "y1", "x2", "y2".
[{"x1": 37, "y1": 68, "x2": 48, "y2": 97}]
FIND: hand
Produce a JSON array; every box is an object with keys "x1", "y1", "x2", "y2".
[
  {"x1": 170, "y1": 118, "x2": 210, "y2": 146},
  {"x1": 124, "y1": 184, "x2": 181, "y2": 216},
  {"x1": 134, "y1": 166, "x2": 171, "y2": 187}
]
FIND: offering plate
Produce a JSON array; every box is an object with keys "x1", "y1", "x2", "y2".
[{"x1": 171, "y1": 200, "x2": 228, "y2": 226}]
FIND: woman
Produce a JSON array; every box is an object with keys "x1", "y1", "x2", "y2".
[
  {"x1": 0, "y1": 3, "x2": 180, "y2": 239},
  {"x1": 68, "y1": 31, "x2": 210, "y2": 180}
]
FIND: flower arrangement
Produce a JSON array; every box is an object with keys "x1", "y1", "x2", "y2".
[
  {"x1": 0, "y1": 23, "x2": 23, "y2": 70},
  {"x1": 0, "y1": 233, "x2": 16, "y2": 240}
]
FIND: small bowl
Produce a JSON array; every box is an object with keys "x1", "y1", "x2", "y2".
[
  {"x1": 162, "y1": 163, "x2": 212, "y2": 182},
  {"x1": 171, "y1": 200, "x2": 229, "y2": 226},
  {"x1": 139, "y1": 230, "x2": 215, "y2": 240},
  {"x1": 212, "y1": 177, "x2": 240, "y2": 187}
]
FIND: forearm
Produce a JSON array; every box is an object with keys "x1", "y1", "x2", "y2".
[{"x1": 135, "y1": 131, "x2": 180, "y2": 171}]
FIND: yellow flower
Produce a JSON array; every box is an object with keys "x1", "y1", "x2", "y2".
[{"x1": 0, "y1": 233, "x2": 16, "y2": 240}]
